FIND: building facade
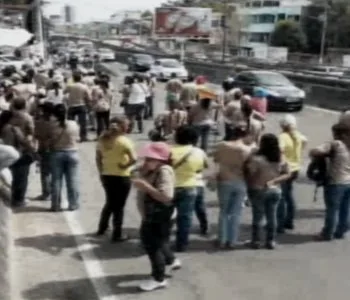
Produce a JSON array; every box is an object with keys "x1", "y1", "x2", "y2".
[{"x1": 239, "y1": 0, "x2": 311, "y2": 47}]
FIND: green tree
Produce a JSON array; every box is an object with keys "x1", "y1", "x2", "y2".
[
  {"x1": 303, "y1": 1, "x2": 350, "y2": 53},
  {"x1": 141, "y1": 10, "x2": 153, "y2": 18},
  {"x1": 270, "y1": 20, "x2": 307, "y2": 52}
]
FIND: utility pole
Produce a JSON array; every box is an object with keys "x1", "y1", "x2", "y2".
[
  {"x1": 34, "y1": 0, "x2": 45, "y2": 58},
  {"x1": 319, "y1": 0, "x2": 328, "y2": 65},
  {"x1": 221, "y1": 0, "x2": 228, "y2": 63}
]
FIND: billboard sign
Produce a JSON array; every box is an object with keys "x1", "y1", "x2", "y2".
[{"x1": 154, "y1": 7, "x2": 212, "y2": 37}]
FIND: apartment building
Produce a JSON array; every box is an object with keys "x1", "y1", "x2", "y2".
[{"x1": 239, "y1": 0, "x2": 311, "y2": 47}]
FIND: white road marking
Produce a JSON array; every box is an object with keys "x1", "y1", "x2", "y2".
[{"x1": 63, "y1": 211, "x2": 120, "y2": 300}]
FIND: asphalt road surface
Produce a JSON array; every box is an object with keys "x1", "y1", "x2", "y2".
[{"x1": 13, "y1": 62, "x2": 349, "y2": 300}]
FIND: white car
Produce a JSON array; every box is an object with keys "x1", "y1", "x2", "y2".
[
  {"x1": 0, "y1": 55, "x2": 25, "y2": 70},
  {"x1": 98, "y1": 48, "x2": 114, "y2": 61},
  {"x1": 150, "y1": 59, "x2": 188, "y2": 81}
]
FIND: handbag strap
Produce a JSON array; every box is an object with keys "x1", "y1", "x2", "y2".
[{"x1": 173, "y1": 148, "x2": 194, "y2": 169}]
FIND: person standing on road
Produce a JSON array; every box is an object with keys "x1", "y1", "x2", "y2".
[
  {"x1": 64, "y1": 71, "x2": 91, "y2": 142},
  {"x1": 310, "y1": 122, "x2": 350, "y2": 241},
  {"x1": 45, "y1": 75, "x2": 65, "y2": 105},
  {"x1": 34, "y1": 102, "x2": 54, "y2": 201},
  {"x1": 277, "y1": 114, "x2": 307, "y2": 233},
  {"x1": 125, "y1": 75, "x2": 147, "y2": 134},
  {"x1": 96, "y1": 116, "x2": 136, "y2": 242},
  {"x1": 93, "y1": 79, "x2": 112, "y2": 137},
  {"x1": 144, "y1": 74, "x2": 156, "y2": 119},
  {"x1": 165, "y1": 74, "x2": 183, "y2": 109},
  {"x1": 188, "y1": 97, "x2": 219, "y2": 152},
  {"x1": 179, "y1": 74, "x2": 197, "y2": 111},
  {"x1": 212, "y1": 123, "x2": 251, "y2": 249},
  {"x1": 171, "y1": 125, "x2": 204, "y2": 252},
  {"x1": 0, "y1": 109, "x2": 35, "y2": 208},
  {"x1": 9, "y1": 98, "x2": 36, "y2": 207},
  {"x1": 134, "y1": 142, "x2": 181, "y2": 292},
  {"x1": 48, "y1": 104, "x2": 80, "y2": 212},
  {"x1": 246, "y1": 133, "x2": 291, "y2": 250}
]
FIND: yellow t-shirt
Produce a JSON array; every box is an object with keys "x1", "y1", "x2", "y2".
[
  {"x1": 97, "y1": 135, "x2": 135, "y2": 177},
  {"x1": 171, "y1": 145, "x2": 205, "y2": 188},
  {"x1": 279, "y1": 130, "x2": 307, "y2": 172}
]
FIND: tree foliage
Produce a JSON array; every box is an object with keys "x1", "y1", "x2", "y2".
[
  {"x1": 303, "y1": 1, "x2": 350, "y2": 53},
  {"x1": 141, "y1": 10, "x2": 153, "y2": 18},
  {"x1": 270, "y1": 20, "x2": 307, "y2": 52}
]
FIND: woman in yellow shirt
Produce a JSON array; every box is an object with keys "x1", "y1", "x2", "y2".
[
  {"x1": 95, "y1": 116, "x2": 136, "y2": 242},
  {"x1": 171, "y1": 125, "x2": 205, "y2": 252},
  {"x1": 278, "y1": 114, "x2": 307, "y2": 233}
]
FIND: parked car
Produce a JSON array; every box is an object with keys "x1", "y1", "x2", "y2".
[
  {"x1": 127, "y1": 53, "x2": 155, "y2": 72},
  {"x1": 0, "y1": 55, "x2": 25, "y2": 71},
  {"x1": 97, "y1": 48, "x2": 114, "y2": 62},
  {"x1": 150, "y1": 58, "x2": 188, "y2": 81},
  {"x1": 233, "y1": 70, "x2": 305, "y2": 111}
]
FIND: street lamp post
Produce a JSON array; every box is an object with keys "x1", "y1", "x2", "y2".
[{"x1": 319, "y1": 1, "x2": 328, "y2": 65}]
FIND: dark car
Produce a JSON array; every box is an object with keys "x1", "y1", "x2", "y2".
[
  {"x1": 233, "y1": 70, "x2": 305, "y2": 111},
  {"x1": 127, "y1": 54, "x2": 155, "y2": 72}
]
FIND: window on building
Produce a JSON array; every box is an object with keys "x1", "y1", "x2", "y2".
[
  {"x1": 245, "y1": 2, "x2": 251, "y2": 7},
  {"x1": 249, "y1": 33, "x2": 267, "y2": 43},
  {"x1": 212, "y1": 19, "x2": 219, "y2": 27},
  {"x1": 262, "y1": 1, "x2": 279, "y2": 6},
  {"x1": 277, "y1": 13, "x2": 285, "y2": 21},
  {"x1": 252, "y1": 1, "x2": 262, "y2": 7},
  {"x1": 259, "y1": 14, "x2": 275, "y2": 23}
]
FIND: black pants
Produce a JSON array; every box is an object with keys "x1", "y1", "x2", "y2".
[
  {"x1": 96, "y1": 110, "x2": 110, "y2": 136},
  {"x1": 98, "y1": 176, "x2": 131, "y2": 238},
  {"x1": 140, "y1": 219, "x2": 175, "y2": 282},
  {"x1": 11, "y1": 155, "x2": 32, "y2": 207},
  {"x1": 125, "y1": 103, "x2": 144, "y2": 133},
  {"x1": 68, "y1": 105, "x2": 87, "y2": 140},
  {"x1": 144, "y1": 96, "x2": 154, "y2": 119}
]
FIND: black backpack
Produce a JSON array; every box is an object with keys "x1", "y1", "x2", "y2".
[{"x1": 306, "y1": 146, "x2": 335, "y2": 201}]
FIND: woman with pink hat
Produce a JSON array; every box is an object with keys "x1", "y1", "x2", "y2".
[{"x1": 133, "y1": 142, "x2": 181, "y2": 292}]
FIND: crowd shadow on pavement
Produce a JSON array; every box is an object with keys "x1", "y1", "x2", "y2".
[
  {"x1": 15, "y1": 233, "x2": 100, "y2": 256},
  {"x1": 12, "y1": 205, "x2": 51, "y2": 214},
  {"x1": 22, "y1": 274, "x2": 150, "y2": 300}
]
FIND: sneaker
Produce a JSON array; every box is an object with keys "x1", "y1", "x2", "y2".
[
  {"x1": 168, "y1": 258, "x2": 181, "y2": 271},
  {"x1": 139, "y1": 279, "x2": 168, "y2": 292}
]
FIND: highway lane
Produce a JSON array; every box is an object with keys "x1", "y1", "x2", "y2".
[{"x1": 13, "y1": 63, "x2": 350, "y2": 300}]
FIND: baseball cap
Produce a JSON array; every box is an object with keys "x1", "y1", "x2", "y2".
[
  {"x1": 280, "y1": 114, "x2": 297, "y2": 128},
  {"x1": 139, "y1": 142, "x2": 171, "y2": 162}
]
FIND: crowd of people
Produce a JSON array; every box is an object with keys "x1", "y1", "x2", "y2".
[{"x1": 2, "y1": 60, "x2": 350, "y2": 293}]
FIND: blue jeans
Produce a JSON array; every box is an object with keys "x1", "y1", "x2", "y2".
[
  {"x1": 39, "y1": 150, "x2": 51, "y2": 197},
  {"x1": 194, "y1": 186, "x2": 208, "y2": 234},
  {"x1": 217, "y1": 180, "x2": 247, "y2": 245},
  {"x1": 174, "y1": 187, "x2": 198, "y2": 251},
  {"x1": 250, "y1": 188, "x2": 281, "y2": 243},
  {"x1": 193, "y1": 124, "x2": 211, "y2": 152},
  {"x1": 322, "y1": 184, "x2": 350, "y2": 239},
  {"x1": 277, "y1": 171, "x2": 298, "y2": 230},
  {"x1": 51, "y1": 150, "x2": 79, "y2": 210}
]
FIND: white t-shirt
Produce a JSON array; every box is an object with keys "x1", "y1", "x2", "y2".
[
  {"x1": 128, "y1": 83, "x2": 147, "y2": 105},
  {"x1": 46, "y1": 89, "x2": 64, "y2": 105}
]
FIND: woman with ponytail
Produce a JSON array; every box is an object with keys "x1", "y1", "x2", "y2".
[
  {"x1": 48, "y1": 104, "x2": 80, "y2": 212},
  {"x1": 277, "y1": 114, "x2": 307, "y2": 233}
]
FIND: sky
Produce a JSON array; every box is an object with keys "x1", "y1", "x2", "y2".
[{"x1": 43, "y1": 0, "x2": 165, "y2": 23}]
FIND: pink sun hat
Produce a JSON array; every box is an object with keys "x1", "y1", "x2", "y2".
[{"x1": 139, "y1": 142, "x2": 171, "y2": 162}]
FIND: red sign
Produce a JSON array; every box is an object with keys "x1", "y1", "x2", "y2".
[{"x1": 154, "y1": 7, "x2": 212, "y2": 37}]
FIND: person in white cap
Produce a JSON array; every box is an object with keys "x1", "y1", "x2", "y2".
[{"x1": 277, "y1": 114, "x2": 307, "y2": 233}]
